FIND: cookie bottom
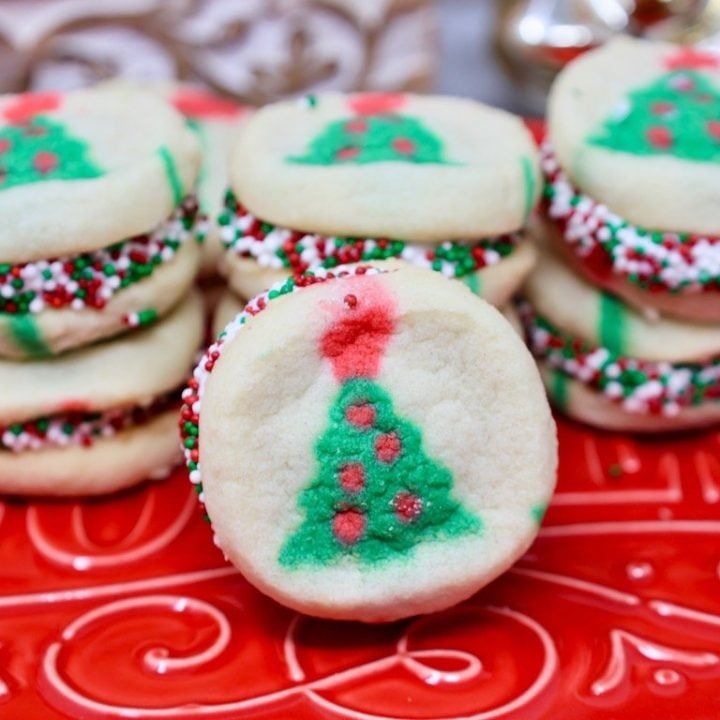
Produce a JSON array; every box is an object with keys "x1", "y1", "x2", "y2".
[
  {"x1": 0, "y1": 409, "x2": 181, "y2": 496},
  {"x1": 547, "y1": 219, "x2": 720, "y2": 325},
  {"x1": 539, "y1": 361, "x2": 720, "y2": 433}
]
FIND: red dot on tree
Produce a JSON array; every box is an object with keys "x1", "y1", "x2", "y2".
[
  {"x1": 669, "y1": 74, "x2": 694, "y2": 92},
  {"x1": 375, "y1": 432, "x2": 401, "y2": 464},
  {"x1": 336, "y1": 146, "x2": 360, "y2": 161},
  {"x1": 34, "y1": 151, "x2": 58, "y2": 174},
  {"x1": 394, "y1": 492, "x2": 423, "y2": 523},
  {"x1": 647, "y1": 126, "x2": 673, "y2": 150},
  {"x1": 346, "y1": 402, "x2": 376, "y2": 429},
  {"x1": 345, "y1": 119, "x2": 367, "y2": 133},
  {"x1": 651, "y1": 101, "x2": 675, "y2": 116},
  {"x1": 708, "y1": 121, "x2": 720, "y2": 141},
  {"x1": 332, "y1": 507, "x2": 366, "y2": 545},
  {"x1": 392, "y1": 137, "x2": 415, "y2": 155},
  {"x1": 0, "y1": 139, "x2": 10, "y2": 153},
  {"x1": 339, "y1": 463, "x2": 365, "y2": 494}
]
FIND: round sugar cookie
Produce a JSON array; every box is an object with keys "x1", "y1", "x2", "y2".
[
  {"x1": 231, "y1": 93, "x2": 540, "y2": 242},
  {"x1": 166, "y1": 86, "x2": 251, "y2": 277},
  {"x1": 186, "y1": 263, "x2": 556, "y2": 621},
  {"x1": 0, "y1": 230, "x2": 200, "y2": 359},
  {"x1": 549, "y1": 37, "x2": 720, "y2": 235},
  {"x1": 0, "y1": 290, "x2": 203, "y2": 424},
  {"x1": 525, "y1": 227, "x2": 720, "y2": 362},
  {"x1": 538, "y1": 361, "x2": 720, "y2": 433},
  {"x1": 221, "y1": 240, "x2": 537, "y2": 309},
  {"x1": 0, "y1": 82, "x2": 200, "y2": 262}
]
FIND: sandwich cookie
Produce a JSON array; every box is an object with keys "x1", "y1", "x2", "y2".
[
  {"x1": 0, "y1": 291, "x2": 203, "y2": 495},
  {"x1": 0, "y1": 84, "x2": 202, "y2": 358},
  {"x1": 182, "y1": 262, "x2": 556, "y2": 621},
  {"x1": 546, "y1": 38, "x2": 720, "y2": 322},
  {"x1": 522, "y1": 243, "x2": 720, "y2": 431},
  {"x1": 168, "y1": 86, "x2": 250, "y2": 277},
  {"x1": 220, "y1": 92, "x2": 540, "y2": 304}
]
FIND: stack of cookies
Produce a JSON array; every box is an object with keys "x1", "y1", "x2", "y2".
[
  {"x1": 523, "y1": 38, "x2": 720, "y2": 432},
  {"x1": 213, "y1": 92, "x2": 541, "y2": 332},
  {"x1": 0, "y1": 83, "x2": 204, "y2": 494}
]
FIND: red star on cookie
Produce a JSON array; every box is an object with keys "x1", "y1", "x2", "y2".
[
  {"x1": 348, "y1": 93, "x2": 406, "y2": 116},
  {"x1": 3, "y1": 92, "x2": 61, "y2": 123},
  {"x1": 664, "y1": 46, "x2": 720, "y2": 71}
]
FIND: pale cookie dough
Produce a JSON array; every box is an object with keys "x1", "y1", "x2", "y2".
[
  {"x1": 232, "y1": 93, "x2": 540, "y2": 241},
  {"x1": 0, "y1": 232, "x2": 200, "y2": 359},
  {"x1": 525, "y1": 228, "x2": 720, "y2": 362},
  {"x1": 0, "y1": 82, "x2": 200, "y2": 262},
  {"x1": 549, "y1": 37, "x2": 720, "y2": 235},
  {"x1": 183, "y1": 263, "x2": 556, "y2": 622},
  {"x1": 0, "y1": 292, "x2": 203, "y2": 495}
]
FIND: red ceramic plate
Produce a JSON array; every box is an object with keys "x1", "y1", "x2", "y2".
[{"x1": 3, "y1": 415, "x2": 720, "y2": 719}]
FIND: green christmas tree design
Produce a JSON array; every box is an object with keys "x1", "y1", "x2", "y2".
[
  {"x1": 279, "y1": 377, "x2": 481, "y2": 568},
  {"x1": 589, "y1": 69, "x2": 720, "y2": 163},
  {"x1": 288, "y1": 114, "x2": 450, "y2": 166},
  {"x1": 0, "y1": 116, "x2": 102, "y2": 190}
]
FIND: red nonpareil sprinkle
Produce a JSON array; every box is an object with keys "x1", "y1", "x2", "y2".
[
  {"x1": 345, "y1": 402, "x2": 376, "y2": 429},
  {"x1": 394, "y1": 492, "x2": 423, "y2": 523},
  {"x1": 332, "y1": 507, "x2": 366, "y2": 545},
  {"x1": 647, "y1": 126, "x2": 673, "y2": 150},
  {"x1": 708, "y1": 121, "x2": 720, "y2": 141},
  {"x1": 339, "y1": 463, "x2": 365, "y2": 493},
  {"x1": 0, "y1": 139, "x2": 10, "y2": 153},
  {"x1": 375, "y1": 432, "x2": 401, "y2": 464},
  {"x1": 344, "y1": 293, "x2": 357, "y2": 309}
]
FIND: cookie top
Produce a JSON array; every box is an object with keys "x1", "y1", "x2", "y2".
[
  {"x1": 186, "y1": 263, "x2": 556, "y2": 620},
  {"x1": 230, "y1": 93, "x2": 540, "y2": 242},
  {"x1": 0, "y1": 83, "x2": 200, "y2": 263},
  {"x1": 0, "y1": 290, "x2": 203, "y2": 424},
  {"x1": 549, "y1": 38, "x2": 720, "y2": 234}
]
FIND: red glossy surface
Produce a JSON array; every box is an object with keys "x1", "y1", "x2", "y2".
[{"x1": 2, "y1": 415, "x2": 720, "y2": 719}]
